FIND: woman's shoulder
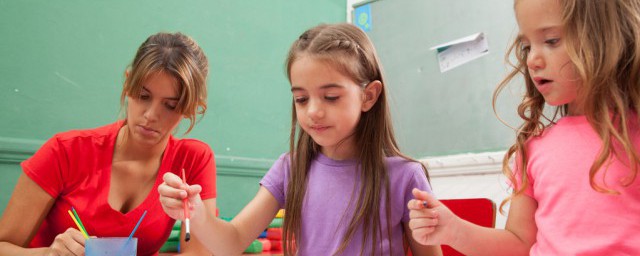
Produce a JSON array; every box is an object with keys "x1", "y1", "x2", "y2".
[
  {"x1": 172, "y1": 137, "x2": 212, "y2": 151},
  {"x1": 169, "y1": 139, "x2": 215, "y2": 167},
  {"x1": 50, "y1": 121, "x2": 122, "y2": 145}
]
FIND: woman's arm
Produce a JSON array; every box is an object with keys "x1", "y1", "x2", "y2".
[{"x1": 0, "y1": 173, "x2": 86, "y2": 255}]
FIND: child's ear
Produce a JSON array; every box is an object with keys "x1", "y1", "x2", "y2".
[{"x1": 361, "y1": 80, "x2": 382, "y2": 112}]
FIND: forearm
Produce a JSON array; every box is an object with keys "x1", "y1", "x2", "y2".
[
  {"x1": 190, "y1": 213, "x2": 253, "y2": 256},
  {"x1": 0, "y1": 242, "x2": 49, "y2": 256},
  {"x1": 178, "y1": 188, "x2": 279, "y2": 255},
  {"x1": 448, "y1": 219, "x2": 531, "y2": 256}
]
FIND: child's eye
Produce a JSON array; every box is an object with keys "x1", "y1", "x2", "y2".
[
  {"x1": 139, "y1": 94, "x2": 150, "y2": 100},
  {"x1": 294, "y1": 97, "x2": 308, "y2": 104},
  {"x1": 520, "y1": 44, "x2": 531, "y2": 53},
  {"x1": 325, "y1": 96, "x2": 339, "y2": 102},
  {"x1": 545, "y1": 38, "x2": 560, "y2": 46}
]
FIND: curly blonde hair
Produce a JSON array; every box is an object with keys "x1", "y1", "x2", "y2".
[{"x1": 494, "y1": 0, "x2": 640, "y2": 212}]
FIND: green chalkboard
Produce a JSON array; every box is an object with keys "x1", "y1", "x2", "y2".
[
  {"x1": 359, "y1": 0, "x2": 523, "y2": 157},
  {"x1": 0, "y1": 0, "x2": 346, "y2": 216}
]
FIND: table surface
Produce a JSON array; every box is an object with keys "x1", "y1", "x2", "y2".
[{"x1": 160, "y1": 252, "x2": 283, "y2": 255}]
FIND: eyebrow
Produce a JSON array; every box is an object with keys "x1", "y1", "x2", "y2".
[
  {"x1": 291, "y1": 83, "x2": 345, "y2": 92},
  {"x1": 142, "y1": 87, "x2": 179, "y2": 101},
  {"x1": 518, "y1": 26, "x2": 562, "y2": 40}
]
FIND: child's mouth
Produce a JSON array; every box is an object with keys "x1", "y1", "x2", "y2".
[{"x1": 539, "y1": 79, "x2": 552, "y2": 85}]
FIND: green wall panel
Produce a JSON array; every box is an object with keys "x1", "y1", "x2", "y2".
[{"x1": 0, "y1": 0, "x2": 345, "y2": 217}]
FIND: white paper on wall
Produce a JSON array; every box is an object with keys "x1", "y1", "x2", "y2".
[{"x1": 430, "y1": 32, "x2": 489, "y2": 73}]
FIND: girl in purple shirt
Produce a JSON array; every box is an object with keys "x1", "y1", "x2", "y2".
[{"x1": 159, "y1": 23, "x2": 442, "y2": 256}]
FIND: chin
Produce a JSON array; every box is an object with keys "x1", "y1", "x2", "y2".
[
  {"x1": 133, "y1": 132, "x2": 163, "y2": 146},
  {"x1": 542, "y1": 97, "x2": 567, "y2": 107},
  {"x1": 544, "y1": 100, "x2": 571, "y2": 107},
  {"x1": 308, "y1": 137, "x2": 331, "y2": 148}
]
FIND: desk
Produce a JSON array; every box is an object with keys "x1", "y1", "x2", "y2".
[{"x1": 160, "y1": 252, "x2": 283, "y2": 255}]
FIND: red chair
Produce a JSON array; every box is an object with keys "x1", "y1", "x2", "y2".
[{"x1": 406, "y1": 198, "x2": 496, "y2": 256}]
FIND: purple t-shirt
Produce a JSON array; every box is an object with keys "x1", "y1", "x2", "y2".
[{"x1": 260, "y1": 152, "x2": 434, "y2": 255}]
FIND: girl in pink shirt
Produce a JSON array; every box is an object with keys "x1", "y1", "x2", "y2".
[{"x1": 408, "y1": 0, "x2": 640, "y2": 255}]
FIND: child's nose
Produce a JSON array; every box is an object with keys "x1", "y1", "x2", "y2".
[
  {"x1": 307, "y1": 100, "x2": 324, "y2": 119},
  {"x1": 526, "y1": 49, "x2": 545, "y2": 71}
]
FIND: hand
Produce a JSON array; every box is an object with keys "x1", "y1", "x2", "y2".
[
  {"x1": 407, "y1": 188, "x2": 460, "y2": 246},
  {"x1": 158, "y1": 172, "x2": 204, "y2": 221},
  {"x1": 44, "y1": 228, "x2": 86, "y2": 256}
]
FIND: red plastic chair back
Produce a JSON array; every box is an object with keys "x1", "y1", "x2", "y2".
[
  {"x1": 439, "y1": 198, "x2": 496, "y2": 256},
  {"x1": 406, "y1": 198, "x2": 496, "y2": 256}
]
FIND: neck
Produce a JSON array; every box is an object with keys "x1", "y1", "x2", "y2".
[
  {"x1": 115, "y1": 125, "x2": 168, "y2": 161},
  {"x1": 321, "y1": 137, "x2": 357, "y2": 160},
  {"x1": 567, "y1": 101, "x2": 584, "y2": 116}
]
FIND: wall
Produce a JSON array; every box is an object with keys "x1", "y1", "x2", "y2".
[
  {"x1": 358, "y1": 0, "x2": 522, "y2": 157},
  {"x1": 0, "y1": 0, "x2": 346, "y2": 216},
  {"x1": 349, "y1": 0, "x2": 522, "y2": 228}
]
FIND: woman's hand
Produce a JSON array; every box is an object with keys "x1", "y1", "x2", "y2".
[
  {"x1": 158, "y1": 172, "x2": 205, "y2": 221},
  {"x1": 44, "y1": 228, "x2": 86, "y2": 256}
]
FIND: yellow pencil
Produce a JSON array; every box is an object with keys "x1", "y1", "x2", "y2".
[{"x1": 67, "y1": 210, "x2": 89, "y2": 239}]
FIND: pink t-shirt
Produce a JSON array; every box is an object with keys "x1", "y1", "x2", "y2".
[{"x1": 515, "y1": 115, "x2": 640, "y2": 255}]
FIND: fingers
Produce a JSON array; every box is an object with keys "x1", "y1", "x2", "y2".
[
  {"x1": 159, "y1": 172, "x2": 204, "y2": 213},
  {"x1": 408, "y1": 216, "x2": 438, "y2": 232},
  {"x1": 159, "y1": 173, "x2": 188, "y2": 199},
  {"x1": 49, "y1": 228, "x2": 86, "y2": 256},
  {"x1": 163, "y1": 172, "x2": 187, "y2": 189},
  {"x1": 159, "y1": 183, "x2": 187, "y2": 199},
  {"x1": 407, "y1": 198, "x2": 425, "y2": 210},
  {"x1": 186, "y1": 184, "x2": 202, "y2": 197},
  {"x1": 67, "y1": 228, "x2": 87, "y2": 246},
  {"x1": 409, "y1": 205, "x2": 438, "y2": 218},
  {"x1": 159, "y1": 187, "x2": 186, "y2": 210},
  {"x1": 410, "y1": 188, "x2": 441, "y2": 209}
]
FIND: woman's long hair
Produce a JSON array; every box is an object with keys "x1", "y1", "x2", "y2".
[{"x1": 120, "y1": 32, "x2": 209, "y2": 134}]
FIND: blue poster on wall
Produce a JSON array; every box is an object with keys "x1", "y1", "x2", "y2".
[{"x1": 354, "y1": 4, "x2": 371, "y2": 32}]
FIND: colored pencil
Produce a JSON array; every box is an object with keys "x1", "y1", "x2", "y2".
[
  {"x1": 67, "y1": 210, "x2": 89, "y2": 239},
  {"x1": 70, "y1": 207, "x2": 88, "y2": 236}
]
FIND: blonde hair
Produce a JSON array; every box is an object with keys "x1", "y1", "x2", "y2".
[
  {"x1": 494, "y1": 0, "x2": 640, "y2": 212},
  {"x1": 283, "y1": 23, "x2": 430, "y2": 256},
  {"x1": 120, "y1": 32, "x2": 209, "y2": 134}
]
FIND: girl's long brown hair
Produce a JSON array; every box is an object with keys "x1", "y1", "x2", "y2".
[
  {"x1": 283, "y1": 23, "x2": 430, "y2": 255},
  {"x1": 494, "y1": 0, "x2": 640, "y2": 212}
]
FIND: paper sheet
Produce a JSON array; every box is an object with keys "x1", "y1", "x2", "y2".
[{"x1": 430, "y1": 32, "x2": 489, "y2": 73}]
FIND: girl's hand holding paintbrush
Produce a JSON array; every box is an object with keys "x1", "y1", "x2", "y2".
[{"x1": 158, "y1": 172, "x2": 205, "y2": 228}]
